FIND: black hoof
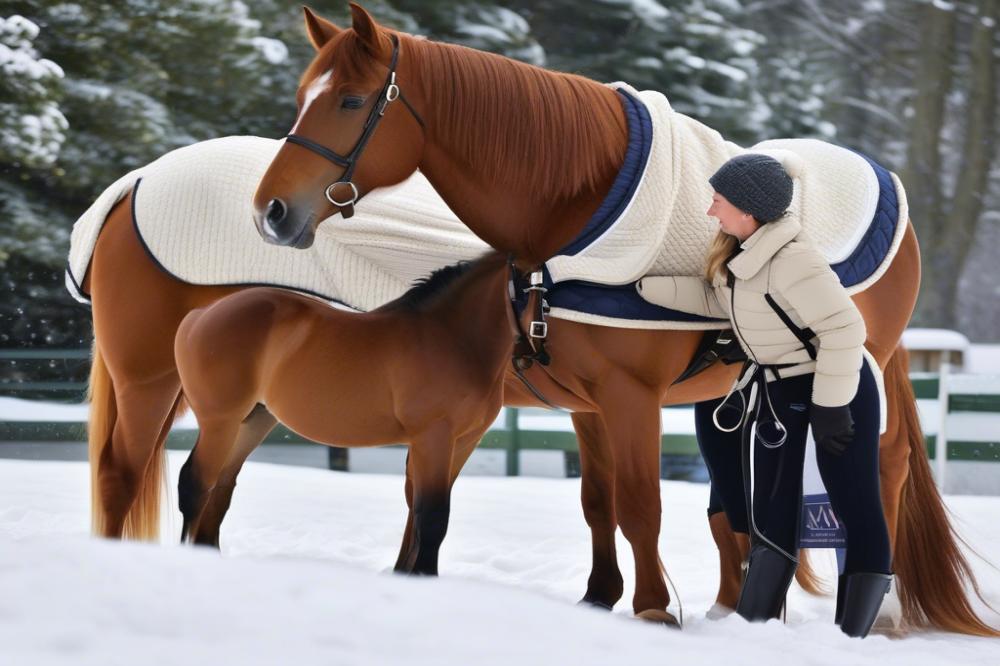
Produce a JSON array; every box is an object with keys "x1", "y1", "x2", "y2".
[{"x1": 578, "y1": 596, "x2": 615, "y2": 611}]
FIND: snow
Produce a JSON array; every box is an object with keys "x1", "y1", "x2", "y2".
[
  {"x1": 967, "y1": 346, "x2": 1000, "y2": 374},
  {"x1": 0, "y1": 16, "x2": 64, "y2": 80},
  {"x1": 250, "y1": 36, "x2": 288, "y2": 65},
  {"x1": 902, "y1": 328, "x2": 970, "y2": 352},
  {"x1": 1, "y1": 455, "x2": 998, "y2": 664},
  {"x1": 0, "y1": 396, "x2": 198, "y2": 428},
  {"x1": 455, "y1": 24, "x2": 513, "y2": 43}
]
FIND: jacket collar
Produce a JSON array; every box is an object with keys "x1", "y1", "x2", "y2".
[{"x1": 727, "y1": 215, "x2": 802, "y2": 280}]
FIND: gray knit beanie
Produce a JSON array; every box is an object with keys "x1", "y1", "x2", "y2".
[{"x1": 709, "y1": 154, "x2": 793, "y2": 223}]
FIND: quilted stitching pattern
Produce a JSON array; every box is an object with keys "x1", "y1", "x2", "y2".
[
  {"x1": 830, "y1": 153, "x2": 899, "y2": 288},
  {"x1": 68, "y1": 136, "x2": 488, "y2": 312}
]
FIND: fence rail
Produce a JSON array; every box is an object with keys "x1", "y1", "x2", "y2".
[{"x1": 2, "y1": 351, "x2": 999, "y2": 486}]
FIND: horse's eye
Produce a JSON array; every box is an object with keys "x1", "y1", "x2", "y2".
[{"x1": 341, "y1": 96, "x2": 366, "y2": 110}]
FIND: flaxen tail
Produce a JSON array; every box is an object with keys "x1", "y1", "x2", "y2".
[
  {"x1": 88, "y1": 343, "x2": 168, "y2": 541},
  {"x1": 888, "y1": 346, "x2": 998, "y2": 636}
]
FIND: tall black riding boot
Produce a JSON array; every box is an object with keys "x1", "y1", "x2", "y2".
[
  {"x1": 736, "y1": 543, "x2": 798, "y2": 622},
  {"x1": 834, "y1": 574, "x2": 846, "y2": 625},
  {"x1": 839, "y1": 572, "x2": 892, "y2": 638}
]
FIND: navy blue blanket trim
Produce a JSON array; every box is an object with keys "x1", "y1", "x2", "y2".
[
  {"x1": 509, "y1": 265, "x2": 724, "y2": 324},
  {"x1": 555, "y1": 88, "x2": 653, "y2": 257},
  {"x1": 830, "y1": 152, "x2": 899, "y2": 288},
  {"x1": 533, "y1": 151, "x2": 900, "y2": 324},
  {"x1": 544, "y1": 278, "x2": 725, "y2": 323}
]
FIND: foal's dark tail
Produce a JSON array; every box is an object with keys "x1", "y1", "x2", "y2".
[{"x1": 888, "y1": 346, "x2": 999, "y2": 635}]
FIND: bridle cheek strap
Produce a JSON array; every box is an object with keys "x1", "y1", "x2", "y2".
[{"x1": 283, "y1": 34, "x2": 424, "y2": 219}]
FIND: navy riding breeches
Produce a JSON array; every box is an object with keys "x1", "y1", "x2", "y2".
[{"x1": 695, "y1": 357, "x2": 891, "y2": 575}]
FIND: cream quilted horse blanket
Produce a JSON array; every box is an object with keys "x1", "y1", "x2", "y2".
[{"x1": 66, "y1": 136, "x2": 488, "y2": 312}]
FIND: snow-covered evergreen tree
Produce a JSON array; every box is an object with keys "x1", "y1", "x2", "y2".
[
  {"x1": 500, "y1": 0, "x2": 766, "y2": 142},
  {"x1": 0, "y1": 12, "x2": 69, "y2": 270},
  {"x1": 0, "y1": 14, "x2": 67, "y2": 170}
]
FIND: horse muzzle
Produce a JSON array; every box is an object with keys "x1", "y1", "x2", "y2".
[{"x1": 254, "y1": 198, "x2": 316, "y2": 249}]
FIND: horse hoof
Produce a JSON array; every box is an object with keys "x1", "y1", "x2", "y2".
[
  {"x1": 578, "y1": 597, "x2": 615, "y2": 611},
  {"x1": 635, "y1": 608, "x2": 681, "y2": 627}
]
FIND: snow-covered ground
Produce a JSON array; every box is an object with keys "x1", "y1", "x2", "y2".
[{"x1": 1, "y1": 455, "x2": 998, "y2": 665}]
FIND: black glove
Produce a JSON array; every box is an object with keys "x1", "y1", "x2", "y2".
[{"x1": 810, "y1": 404, "x2": 855, "y2": 456}]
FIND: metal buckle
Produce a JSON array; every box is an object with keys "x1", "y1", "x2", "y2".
[
  {"x1": 325, "y1": 181, "x2": 359, "y2": 207},
  {"x1": 382, "y1": 73, "x2": 400, "y2": 114},
  {"x1": 529, "y1": 321, "x2": 548, "y2": 339}
]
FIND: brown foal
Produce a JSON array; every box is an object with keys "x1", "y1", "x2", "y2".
[{"x1": 173, "y1": 253, "x2": 509, "y2": 574}]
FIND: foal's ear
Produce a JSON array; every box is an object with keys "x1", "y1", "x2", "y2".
[
  {"x1": 302, "y1": 6, "x2": 342, "y2": 51},
  {"x1": 349, "y1": 3, "x2": 390, "y2": 59}
]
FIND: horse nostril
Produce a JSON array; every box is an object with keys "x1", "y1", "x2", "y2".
[{"x1": 265, "y1": 198, "x2": 287, "y2": 227}]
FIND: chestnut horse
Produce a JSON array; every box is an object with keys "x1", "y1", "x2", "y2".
[
  {"x1": 247, "y1": 4, "x2": 994, "y2": 634},
  {"x1": 173, "y1": 254, "x2": 510, "y2": 574},
  {"x1": 82, "y1": 180, "x2": 756, "y2": 618}
]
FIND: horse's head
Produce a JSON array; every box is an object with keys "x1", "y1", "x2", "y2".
[{"x1": 253, "y1": 4, "x2": 425, "y2": 248}]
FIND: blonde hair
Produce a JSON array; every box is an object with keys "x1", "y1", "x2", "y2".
[{"x1": 704, "y1": 230, "x2": 740, "y2": 282}]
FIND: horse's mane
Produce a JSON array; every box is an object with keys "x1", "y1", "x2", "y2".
[
  {"x1": 406, "y1": 36, "x2": 627, "y2": 200},
  {"x1": 312, "y1": 29, "x2": 627, "y2": 202},
  {"x1": 388, "y1": 251, "x2": 503, "y2": 311}
]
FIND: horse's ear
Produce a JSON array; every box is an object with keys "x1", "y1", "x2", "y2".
[
  {"x1": 349, "y1": 3, "x2": 389, "y2": 59},
  {"x1": 303, "y1": 6, "x2": 341, "y2": 51}
]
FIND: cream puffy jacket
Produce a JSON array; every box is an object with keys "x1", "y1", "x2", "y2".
[{"x1": 637, "y1": 216, "x2": 866, "y2": 408}]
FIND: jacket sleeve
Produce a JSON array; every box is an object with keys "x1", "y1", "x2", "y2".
[
  {"x1": 772, "y1": 247, "x2": 867, "y2": 407},
  {"x1": 636, "y1": 276, "x2": 729, "y2": 319}
]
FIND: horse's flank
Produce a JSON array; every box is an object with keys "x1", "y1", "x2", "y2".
[{"x1": 174, "y1": 251, "x2": 510, "y2": 447}]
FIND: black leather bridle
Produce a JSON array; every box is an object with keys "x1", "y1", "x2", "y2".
[{"x1": 284, "y1": 34, "x2": 424, "y2": 218}]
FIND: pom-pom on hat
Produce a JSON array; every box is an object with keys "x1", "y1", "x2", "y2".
[{"x1": 709, "y1": 154, "x2": 794, "y2": 223}]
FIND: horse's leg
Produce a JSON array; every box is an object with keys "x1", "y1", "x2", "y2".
[
  {"x1": 394, "y1": 427, "x2": 481, "y2": 572},
  {"x1": 398, "y1": 422, "x2": 456, "y2": 576},
  {"x1": 89, "y1": 192, "x2": 238, "y2": 540},
  {"x1": 572, "y1": 412, "x2": 624, "y2": 610},
  {"x1": 192, "y1": 405, "x2": 278, "y2": 547},
  {"x1": 393, "y1": 453, "x2": 416, "y2": 572},
  {"x1": 709, "y1": 510, "x2": 749, "y2": 612},
  {"x1": 178, "y1": 418, "x2": 242, "y2": 542},
  {"x1": 597, "y1": 382, "x2": 672, "y2": 620},
  {"x1": 97, "y1": 375, "x2": 182, "y2": 539}
]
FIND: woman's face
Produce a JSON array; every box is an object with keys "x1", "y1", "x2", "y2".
[{"x1": 707, "y1": 192, "x2": 761, "y2": 241}]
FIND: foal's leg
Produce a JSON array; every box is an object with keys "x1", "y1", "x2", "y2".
[
  {"x1": 572, "y1": 412, "x2": 624, "y2": 610},
  {"x1": 398, "y1": 422, "x2": 456, "y2": 575},
  {"x1": 393, "y1": 454, "x2": 416, "y2": 572},
  {"x1": 178, "y1": 418, "x2": 242, "y2": 542},
  {"x1": 192, "y1": 405, "x2": 278, "y2": 547},
  {"x1": 598, "y1": 383, "x2": 672, "y2": 619},
  {"x1": 394, "y1": 430, "x2": 480, "y2": 572}
]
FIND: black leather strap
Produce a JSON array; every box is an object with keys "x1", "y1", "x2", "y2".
[
  {"x1": 283, "y1": 35, "x2": 423, "y2": 189},
  {"x1": 284, "y1": 134, "x2": 351, "y2": 167},
  {"x1": 764, "y1": 293, "x2": 817, "y2": 361}
]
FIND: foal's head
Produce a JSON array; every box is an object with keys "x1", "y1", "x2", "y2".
[{"x1": 253, "y1": 4, "x2": 424, "y2": 248}]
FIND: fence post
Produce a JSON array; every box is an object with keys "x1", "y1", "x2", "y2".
[
  {"x1": 934, "y1": 357, "x2": 951, "y2": 492},
  {"x1": 505, "y1": 407, "x2": 520, "y2": 476}
]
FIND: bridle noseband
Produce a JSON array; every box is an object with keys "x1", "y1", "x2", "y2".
[{"x1": 284, "y1": 34, "x2": 425, "y2": 218}]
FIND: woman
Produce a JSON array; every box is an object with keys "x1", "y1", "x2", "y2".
[{"x1": 637, "y1": 154, "x2": 892, "y2": 637}]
